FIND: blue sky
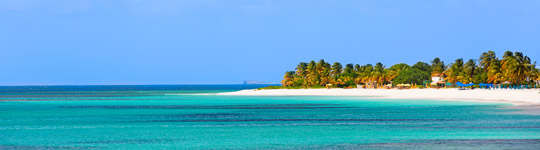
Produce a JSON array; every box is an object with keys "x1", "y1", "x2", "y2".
[{"x1": 1, "y1": 0, "x2": 539, "y2": 85}]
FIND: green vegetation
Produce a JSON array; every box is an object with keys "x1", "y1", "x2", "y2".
[
  {"x1": 278, "y1": 51, "x2": 539, "y2": 88},
  {"x1": 393, "y1": 68, "x2": 430, "y2": 85}
]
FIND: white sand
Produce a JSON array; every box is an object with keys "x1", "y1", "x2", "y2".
[{"x1": 218, "y1": 88, "x2": 540, "y2": 105}]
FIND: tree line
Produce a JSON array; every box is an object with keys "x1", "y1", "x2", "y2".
[{"x1": 281, "y1": 51, "x2": 539, "y2": 88}]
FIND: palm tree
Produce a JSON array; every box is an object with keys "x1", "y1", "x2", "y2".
[
  {"x1": 359, "y1": 64, "x2": 373, "y2": 87},
  {"x1": 479, "y1": 51, "x2": 496, "y2": 71},
  {"x1": 331, "y1": 62, "x2": 343, "y2": 85},
  {"x1": 535, "y1": 67, "x2": 540, "y2": 85},
  {"x1": 527, "y1": 61, "x2": 538, "y2": 85},
  {"x1": 316, "y1": 59, "x2": 331, "y2": 86},
  {"x1": 431, "y1": 57, "x2": 445, "y2": 76},
  {"x1": 306, "y1": 60, "x2": 318, "y2": 86},
  {"x1": 502, "y1": 52, "x2": 531, "y2": 85},
  {"x1": 320, "y1": 67, "x2": 331, "y2": 86},
  {"x1": 387, "y1": 63, "x2": 411, "y2": 84},
  {"x1": 503, "y1": 51, "x2": 513, "y2": 58},
  {"x1": 464, "y1": 59, "x2": 477, "y2": 82},
  {"x1": 338, "y1": 64, "x2": 355, "y2": 87},
  {"x1": 343, "y1": 64, "x2": 354, "y2": 74},
  {"x1": 353, "y1": 64, "x2": 362, "y2": 85},
  {"x1": 372, "y1": 62, "x2": 386, "y2": 87},
  {"x1": 281, "y1": 71, "x2": 295, "y2": 86},
  {"x1": 296, "y1": 62, "x2": 308, "y2": 78},
  {"x1": 280, "y1": 51, "x2": 538, "y2": 88},
  {"x1": 295, "y1": 62, "x2": 308, "y2": 86},
  {"x1": 316, "y1": 59, "x2": 327, "y2": 73},
  {"x1": 354, "y1": 64, "x2": 361, "y2": 73},
  {"x1": 447, "y1": 58, "x2": 464, "y2": 84},
  {"x1": 487, "y1": 59, "x2": 504, "y2": 84}
]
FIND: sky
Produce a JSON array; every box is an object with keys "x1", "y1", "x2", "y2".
[{"x1": 1, "y1": 0, "x2": 539, "y2": 85}]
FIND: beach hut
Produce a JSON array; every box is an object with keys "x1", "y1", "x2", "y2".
[{"x1": 431, "y1": 74, "x2": 444, "y2": 83}]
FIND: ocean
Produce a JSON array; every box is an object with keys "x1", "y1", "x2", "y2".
[{"x1": 1, "y1": 85, "x2": 539, "y2": 149}]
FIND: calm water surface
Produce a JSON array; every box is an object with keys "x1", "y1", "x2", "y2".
[{"x1": 1, "y1": 85, "x2": 539, "y2": 149}]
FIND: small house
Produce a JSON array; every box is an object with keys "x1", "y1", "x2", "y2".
[{"x1": 430, "y1": 73, "x2": 445, "y2": 87}]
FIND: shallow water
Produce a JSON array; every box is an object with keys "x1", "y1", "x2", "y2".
[{"x1": 1, "y1": 85, "x2": 539, "y2": 149}]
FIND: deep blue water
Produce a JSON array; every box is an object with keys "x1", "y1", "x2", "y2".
[{"x1": 1, "y1": 85, "x2": 539, "y2": 149}]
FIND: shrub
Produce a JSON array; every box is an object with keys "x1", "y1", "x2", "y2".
[{"x1": 393, "y1": 68, "x2": 431, "y2": 85}]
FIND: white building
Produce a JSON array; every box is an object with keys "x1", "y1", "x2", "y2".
[
  {"x1": 430, "y1": 74, "x2": 445, "y2": 86},
  {"x1": 432, "y1": 76, "x2": 443, "y2": 82}
]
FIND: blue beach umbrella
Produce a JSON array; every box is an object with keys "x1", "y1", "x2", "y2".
[
  {"x1": 456, "y1": 82, "x2": 466, "y2": 87},
  {"x1": 456, "y1": 82, "x2": 475, "y2": 88}
]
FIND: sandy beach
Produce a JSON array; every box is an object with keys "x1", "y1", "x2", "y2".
[{"x1": 218, "y1": 88, "x2": 540, "y2": 105}]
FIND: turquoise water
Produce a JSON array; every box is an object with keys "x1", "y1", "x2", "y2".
[{"x1": 1, "y1": 85, "x2": 539, "y2": 149}]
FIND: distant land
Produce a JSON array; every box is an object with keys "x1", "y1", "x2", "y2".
[{"x1": 243, "y1": 80, "x2": 278, "y2": 85}]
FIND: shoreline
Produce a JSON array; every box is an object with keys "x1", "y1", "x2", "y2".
[{"x1": 218, "y1": 88, "x2": 540, "y2": 106}]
